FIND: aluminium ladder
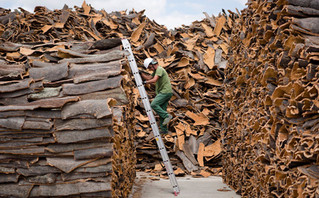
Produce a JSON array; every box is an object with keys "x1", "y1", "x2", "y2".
[{"x1": 121, "y1": 39, "x2": 180, "y2": 196}]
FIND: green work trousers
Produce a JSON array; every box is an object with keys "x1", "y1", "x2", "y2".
[{"x1": 150, "y1": 93, "x2": 173, "y2": 132}]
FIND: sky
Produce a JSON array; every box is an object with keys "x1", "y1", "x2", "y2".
[{"x1": 1, "y1": 0, "x2": 247, "y2": 29}]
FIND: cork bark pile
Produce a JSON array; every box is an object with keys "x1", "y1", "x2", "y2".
[
  {"x1": 2, "y1": 0, "x2": 318, "y2": 197},
  {"x1": 0, "y1": 2, "x2": 237, "y2": 196},
  {"x1": 0, "y1": 1, "x2": 239, "y2": 178},
  {"x1": 222, "y1": 0, "x2": 319, "y2": 197},
  {"x1": 123, "y1": 8, "x2": 239, "y2": 177},
  {"x1": 0, "y1": 37, "x2": 136, "y2": 197}
]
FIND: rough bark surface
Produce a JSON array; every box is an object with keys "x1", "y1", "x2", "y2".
[
  {"x1": 222, "y1": 0, "x2": 319, "y2": 197},
  {"x1": 0, "y1": 31, "x2": 135, "y2": 196}
]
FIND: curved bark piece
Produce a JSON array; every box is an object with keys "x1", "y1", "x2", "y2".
[
  {"x1": 62, "y1": 76, "x2": 122, "y2": 95},
  {"x1": 46, "y1": 157, "x2": 96, "y2": 173},
  {"x1": 0, "y1": 117, "x2": 25, "y2": 130},
  {"x1": 54, "y1": 118, "x2": 112, "y2": 131},
  {"x1": 29, "y1": 62, "x2": 68, "y2": 82},
  {"x1": 176, "y1": 150, "x2": 198, "y2": 172},
  {"x1": 25, "y1": 110, "x2": 61, "y2": 119},
  {"x1": 29, "y1": 96, "x2": 79, "y2": 108},
  {"x1": 74, "y1": 146, "x2": 113, "y2": 160},
  {"x1": 57, "y1": 48, "x2": 92, "y2": 58},
  {"x1": 61, "y1": 99, "x2": 112, "y2": 119},
  {"x1": 90, "y1": 38, "x2": 122, "y2": 50},
  {"x1": 28, "y1": 87, "x2": 62, "y2": 100},
  {"x1": 0, "y1": 184, "x2": 32, "y2": 197},
  {"x1": 0, "y1": 105, "x2": 38, "y2": 112},
  {"x1": 68, "y1": 60, "x2": 122, "y2": 83},
  {"x1": 0, "y1": 147, "x2": 45, "y2": 155},
  {"x1": 0, "y1": 81, "x2": 43, "y2": 98},
  {"x1": 287, "y1": 0, "x2": 319, "y2": 10},
  {"x1": 0, "y1": 78, "x2": 32, "y2": 93},
  {"x1": 68, "y1": 61, "x2": 120, "y2": 77},
  {"x1": 22, "y1": 119, "x2": 53, "y2": 130},
  {"x1": 0, "y1": 42, "x2": 21, "y2": 51},
  {"x1": 46, "y1": 142, "x2": 107, "y2": 153},
  {"x1": 0, "y1": 63, "x2": 25, "y2": 76},
  {"x1": 59, "y1": 50, "x2": 124, "y2": 64},
  {"x1": 73, "y1": 70, "x2": 121, "y2": 84},
  {"x1": 54, "y1": 128, "x2": 112, "y2": 143},
  {"x1": 284, "y1": 5, "x2": 319, "y2": 17},
  {"x1": 292, "y1": 17, "x2": 319, "y2": 34},
  {"x1": 29, "y1": 181, "x2": 111, "y2": 197},
  {"x1": 143, "y1": 33, "x2": 155, "y2": 49}
]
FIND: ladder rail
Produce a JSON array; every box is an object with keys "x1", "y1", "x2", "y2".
[{"x1": 121, "y1": 39, "x2": 180, "y2": 195}]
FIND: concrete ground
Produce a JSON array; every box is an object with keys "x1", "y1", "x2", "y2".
[{"x1": 130, "y1": 172, "x2": 241, "y2": 198}]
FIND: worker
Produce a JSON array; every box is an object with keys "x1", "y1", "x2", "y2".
[{"x1": 140, "y1": 57, "x2": 173, "y2": 134}]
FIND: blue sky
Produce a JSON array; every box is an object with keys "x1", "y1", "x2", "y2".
[{"x1": 1, "y1": 0, "x2": 247, "y2": 29}]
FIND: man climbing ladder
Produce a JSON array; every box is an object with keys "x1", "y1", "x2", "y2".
[
  {"x1": 121, "y1": 39, "x2": 180, "y2": 196},
  {"x1": 140, "y1": 58, "x2": 173, "y2": 134}
]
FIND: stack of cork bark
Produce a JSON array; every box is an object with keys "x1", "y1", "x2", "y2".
[
  {"x1": 0, "y1": 37, "x2": 136, "y2": 197},
  {"x1": 0, "y1": 0, "x2": 239, "y2": 181},
  {"x1": 222, "y1": 0, "x2": 319, "y2": 197},
  {"x1": 128, "y1": 9, "x2": 240, "y2": 177}
]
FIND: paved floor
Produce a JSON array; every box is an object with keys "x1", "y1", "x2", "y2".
[{"x1": 130, "y1": 172, "x2": 241, "y2": 198}]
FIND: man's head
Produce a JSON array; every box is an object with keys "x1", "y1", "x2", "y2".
[{"x1": 144, "y1": 58, "x2": 158, "y2": 71}]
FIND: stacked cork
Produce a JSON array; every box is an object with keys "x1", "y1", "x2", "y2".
[
  {"x1": 222, "y1": 0, "x2": 319, "y2": 197},
  {"x1": 0, "y1": 38, "x2": 136, "y2": 197},
  {"x1": 0, "y1": 1, "x2": 237, "y2": 176}
]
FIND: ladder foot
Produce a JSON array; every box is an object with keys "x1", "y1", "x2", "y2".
[{"x1": 174, "y1": 191, "x2": 179, "y2": 196}]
